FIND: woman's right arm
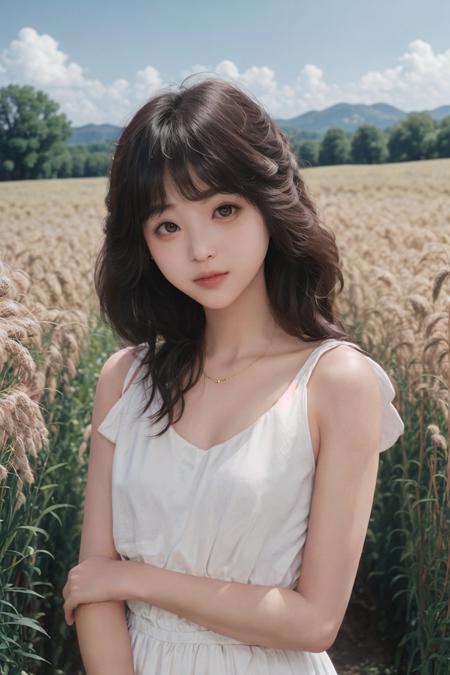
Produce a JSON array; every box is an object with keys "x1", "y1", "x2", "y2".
[{"x1": 73, "y1": 347, "x2": 137, "y2": 675}]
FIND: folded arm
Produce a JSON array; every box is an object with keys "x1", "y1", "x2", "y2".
[{"x1": 123, "y1": 561, "x2": 330, "y2": 652}]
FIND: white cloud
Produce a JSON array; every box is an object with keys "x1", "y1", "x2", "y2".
[
  {"x1": 0, "y1": 27, "x2": 164, "y2": 125},
  {"x1": 0, "y1": 28, "x2": 449, "y2": 126},
  {"x1": 1, "y1": 27, "x2": 85, "y2": 87},
  {"x1": 357, "y1": 39, "x2": 450, "y2": 108}
]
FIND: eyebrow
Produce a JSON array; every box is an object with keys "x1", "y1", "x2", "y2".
[{"x1": 147, "y1": 188, "x2": 228, "y2": 218}]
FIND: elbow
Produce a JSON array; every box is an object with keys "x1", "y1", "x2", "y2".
[
  {"x1": 304, "y1": 628, "x2": 333, "y2": 654},
  {"x1": 313, "y1": 618, "x2": 340, "y2": 653},
  {"x1": 284, "y1": 593, "x2": 341, "y2": 652},
  {"x1": 300, "y1": 610, "x2": 339, "y2": 653},
  {"x1": 284, "y1": 613, "x2": 337, "y2": 653},
  {"x1": 313, "y1": 632, "x2": 335, "y2": 654}
]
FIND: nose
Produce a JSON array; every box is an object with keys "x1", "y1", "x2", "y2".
[{"x1": 190, "y1": 241, "x2": 217, "y2": 261}]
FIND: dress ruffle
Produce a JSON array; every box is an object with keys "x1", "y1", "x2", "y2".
[
  {"x1": 97, "y1": 393, "x2": 127, "y2": 443},
  {"x1": 97, "y1": 345, "x2": 147, "y2": 444},
  {"x1": 363, "y1": 355, "x2": 404, "y2": 452}
]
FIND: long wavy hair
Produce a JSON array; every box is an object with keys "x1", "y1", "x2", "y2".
[{"x1": 94, "y1": 75, "x2": 358, "y2": 439}]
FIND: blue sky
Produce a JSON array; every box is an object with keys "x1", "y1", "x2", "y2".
[{"x1": 1, "y1": 0, "x2": 449, "y2": 126}]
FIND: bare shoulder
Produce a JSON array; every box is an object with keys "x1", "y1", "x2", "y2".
[
  {"x1": 316, "y1": 343, "x2": 377, "y2": 383},
  {"x1": 308, "y1": 344, "x2": 383, "y2": 448},
  {"x1": 92, "y1": 345, "x2": 142, "y2": 432},
  {"x1": 97, "y1": 345, "x2": 141, "y2": 396}
]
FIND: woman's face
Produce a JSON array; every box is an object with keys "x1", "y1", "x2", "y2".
[{"x1": 142, "y1": 167, "x2": 270, "y2": 309}]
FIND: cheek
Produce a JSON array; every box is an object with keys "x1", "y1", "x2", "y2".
[
  {"x1": 232, "y1": 222, "x2": 270, "y2": 264},
  {"x1": 154, "y1": 253, "x2": 180, "y2": 278},
  {"x1": 145, "y1": 233, "x2": 173, "y2": 266},
  {"x1": 152, "y1": 248, "x2": 191, "y2": 286}
]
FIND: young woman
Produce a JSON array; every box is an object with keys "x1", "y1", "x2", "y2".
[{"x1": 62, "y1": 76, "x2": 405, "y2": 674}]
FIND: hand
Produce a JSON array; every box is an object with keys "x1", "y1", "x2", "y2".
[{"x1": 62, "y1": 555, "x2": 126, "y2": 625}]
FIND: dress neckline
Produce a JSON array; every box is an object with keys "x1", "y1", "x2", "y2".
[{"x1": 169, "y1": 338, "x2": 338, "y2": 455}]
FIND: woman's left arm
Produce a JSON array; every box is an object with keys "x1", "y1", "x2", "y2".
[{"x1": 123, "y1": 559, "x2": 328, "y2": 651}]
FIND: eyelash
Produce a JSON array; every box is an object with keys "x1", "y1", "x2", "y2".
[{"x1": 154, "y1": 203, "x2": 241, "y2": 236}]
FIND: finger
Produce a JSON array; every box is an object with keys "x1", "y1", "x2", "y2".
[{"x1": 64, "y1": 601, "x2": 72, "y2": 625}]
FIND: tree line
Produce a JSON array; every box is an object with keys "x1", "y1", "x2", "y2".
[
  {"x1": 292, "y1": 114, "x2": 450, "y2": 167},
  {"x1": 1, "y1": 84, "x2": 449, "y2": 181}
]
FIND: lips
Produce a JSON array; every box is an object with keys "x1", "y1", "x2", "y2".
[
  {"x1": 194, "y1": 271, "x2": 228, "y2": 281},
  {"x1": 193, "y1": 271, "x2": 229, "y2": 287}
]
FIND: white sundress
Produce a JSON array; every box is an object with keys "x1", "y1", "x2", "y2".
[{"x1": 97, "y1": 337, "x2": 405, "y2": 675}]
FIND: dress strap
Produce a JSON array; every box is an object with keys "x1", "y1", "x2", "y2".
[{"x1": 295, "y1": 338, "x2": 365, "y2": 385}]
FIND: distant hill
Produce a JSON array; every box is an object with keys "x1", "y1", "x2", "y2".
[
  {"x1": 68, "y1": 102, "x2": 450, "y2": 145},
  {"x1": 275, "y1": 102, "x2": 404, "y2": 135},
  {"x1": 67, "y1": 123, "x2": 122, "y2": 146},
  {"x1": 275, "y1": 102, "x2": 450, "y2": 136},
  {"x1": 428, "y1": 104, "x2": 450, "y2": 121}
]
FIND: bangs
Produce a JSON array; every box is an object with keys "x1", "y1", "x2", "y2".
[{"x1": 131, "y1": 117, "x2": 256, "y2": 226}]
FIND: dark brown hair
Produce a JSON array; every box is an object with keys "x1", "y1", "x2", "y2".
[{"x1": 94, "y1": 75, "x2": 355, "y2": 438}]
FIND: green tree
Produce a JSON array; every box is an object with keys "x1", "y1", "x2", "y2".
[
  {"x1": 0, "y1": 84, "x2": 72, "y2": 180},
  {"x1": 388, "y1": 112, "x2": 437, "y2": 162},
  {"x1": 435, "y1": 115, "x2": 450, "y2": 158},
  {"x1": 84, "y1": 151, "x2": 111, "y2": 176},
  {"x1": 350, "y1": 124, "x2": 388, "y2": 164},
  {"x1": 298, "y1": 140, "x2": 320, "y2": 167},
  {"x1": 52, "y1": 149, "x2": 73, "y2": 178},
  {"x1": 69, "y1": 146, "x2": 88, "y2": 177},
  {"x1": 318, "y1": 128, "x2": 351, "y2": 166}
]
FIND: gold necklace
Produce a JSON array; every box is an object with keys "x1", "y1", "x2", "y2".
[{"x1": 203, "y1": 320, "x2": 278, "y2": 384}]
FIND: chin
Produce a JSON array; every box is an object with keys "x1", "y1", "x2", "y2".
[{"x1": 192, "y1": 287, "x2": 237, "y2": 306}]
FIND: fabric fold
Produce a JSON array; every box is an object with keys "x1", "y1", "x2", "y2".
[
  {"x1": 96, "y1": 343, "x2": 147, "y2": 444},
  {"x1": 365, "y1": 356, "x2": 404, "y2": 453},
  {"x1": 97, "y1": 394, "x2": 126, "y2": 443}
]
